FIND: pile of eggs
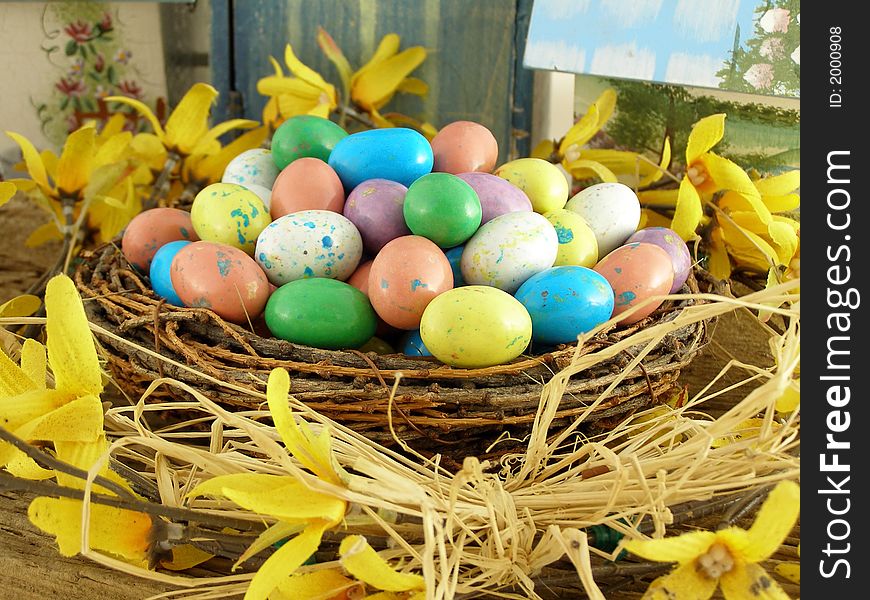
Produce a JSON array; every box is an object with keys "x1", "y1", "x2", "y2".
[{"x1": 121, "y1": 115, "x2": 692, "y2": 369}]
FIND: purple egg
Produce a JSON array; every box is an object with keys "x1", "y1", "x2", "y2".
[
  {"x1": 626, "y1": 227, "x2": 692, "y2": 293},
  {"x1": 343, "y1": 179, "x2": 411, "y2": 255},
  {"x1": 456, "y1": 172, "x2": 532, "y2": 225}
]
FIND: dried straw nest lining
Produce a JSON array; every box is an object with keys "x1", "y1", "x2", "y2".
[{"x1": 75, "y1": 241, "x2": 717, "y2": 466}]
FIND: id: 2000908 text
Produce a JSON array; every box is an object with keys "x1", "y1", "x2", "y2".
[{"x1": 829, "y1": 27, "x2": 843, "y2": 108}]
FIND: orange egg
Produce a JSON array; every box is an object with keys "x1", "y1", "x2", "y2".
[
  {"x1": 368, "y1": 236, "x2": 454, "y2": 330},
  {"x1": 121, "y1": 207, "x2": 198, "y2": 272},
  {"x1": 170, "y1": 241, "x2": 271, "y2": 324},
  {"x1": 593, "y1": 242, "x2": 674, "y2": 325},
  {"x1": 347, "y1": 259, "x2": 398, "y2": 337},
  {"x1": 430, "y1": 121, "x2": 498, "y2": 174},
  {"x1": 270, "y1": 157, "x2": 345, "y2": 219}
]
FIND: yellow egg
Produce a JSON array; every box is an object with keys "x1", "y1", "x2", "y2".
[
  {"x1": 494, "y1": 158, "x2": 569, "y2": 214},
  {"x1": 191, "y1": 182, "x2": 271, "y2": 255},
  {"x1": 420, "y1": 286, "x2": 532, "y2": 368},
  {"x1": 544, "y1": 208, "x2": 599, "y2": 267}
]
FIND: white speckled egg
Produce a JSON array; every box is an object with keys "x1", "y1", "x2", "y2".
[
  {"x1": 565, "y1": 182, "x2": 641, "y2": 256},
  {"x1": 239, "y1": 182, "x2": 273, "y2": 210},
  {"x1": 254, "y1": 209, "x2": 363, "y2": 285},
  {"x1": 460, "y1": 211, "x2": 558, "y2": 293},
  {"x1": 222, "y1": 149, "x2": 280, "y2": 189}
]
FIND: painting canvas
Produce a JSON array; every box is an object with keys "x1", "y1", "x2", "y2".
[{"x1": 524, "y1": 0, "x2": 800, "y2": 98}]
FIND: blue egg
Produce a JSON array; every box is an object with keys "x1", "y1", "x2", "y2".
[
  {"x1": 149, "y1": 240, "x2": 191, "y2": 306},
  {"x1": 400, "y1": 329, "x2": 432, "y2": 357},
  {"x1": 515, "y1": 266, "x2": 614, "y2": 345},
  {"x1": 328, "y1": 128, "x2": 433, "y2": 190},
  {"x1": 444, "y1": 245, "x2": 466, "y2": 287}
]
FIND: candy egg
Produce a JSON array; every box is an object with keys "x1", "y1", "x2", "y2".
[
  {"x1": 420, "y1": 286, "x2": 532, "y2": 368},
  {"x1": 270, "y1": 158, "x2": 345, "y2": 219},
  {"x1": 271, "y1": 115, "x2": 348, "y2": 169},
  {"x1": 593, "y1": 242, "x2": 674, "y2": 325},
  {"x1": 328, "y1": 128, "x2": 434, "y2": 190},
  {"x1": 403, "y1": 173, "x2": 482, "y2": 248},
  {"x1": 255, "y1": 209, "x2": 363, "y2": 285},
  {"x1": 456, "y1": 172, "x2": 532, "y2": 225},
  {"x1": 400, "y1": 329, "x2": 432, "y2": 357},
  {"x1": 626, "y1": 227, "x2": 692, "y2": 292},
  {"x1": 368, "y1": 235, "x2": 454, "y2": 330},
  {"x1": 264, "y1": 278, "x2": 377, "y2": 349},
  {"x1": 494, "y1": 158, "x2": 569, "y2": 214},
  {"x1": 544, "y1": 208, "x2": 599, "y2": 267},
  {"x1": 346, "y1": 259, "x2": 374, "y2": 295},
  {"x1": 430, "y1": 121, "x2": 498, "y2": 174},
  {"x1": 359, "y1": 337, "x2": 396, "y2": 355},
  {"x1": 170, "y1": 241, "x2": 270, "y2": 324},
  {"x1": 149, "y1": 240, "x2": 191, "y2": 306},
  {"x1": 191, "y1": 183, "x2": 271, "y2": 255},
  {"x1": 121, "y1": 207, "x2": 199, "y2": 272},
  {"x1": 222, "y1": 148, "x2": 280, "y2": 189},
  {"x1": 444, "y1": 246, "x2": 466, "y2": 287},
  {"x1": 515, "y1": 266, "x2": 614, "y2": 344},
  {"x1": 565, "y1": 182, "x2": 641, "y2": 256},
  {"x1": 238, "y1": 183, "x2": 273, "y2": 211},
  {"x1": 461, "y1": 211, "x2": 558, "y2": 293},
  {"x1": 343, "y1": 179, "x2": 411, "y2": 254}
]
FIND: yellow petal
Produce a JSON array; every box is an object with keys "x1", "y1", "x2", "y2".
[
  {"x1": 623, "y1": 530, "x2": 716, "y2": 564},
  {"x1": 396, "y1": 77, "x2": 428, "y2": 97},
  {"x1": 0, "y1": 354, "x2": 39, "y2": 399},
  {"x1": 353, "y1": 34, "x2": 401, "y2": 85},
  {"x1": 706, "y1": 226, "x2": 732, "y2": 281},
  {"x1": 54, "y1": 437, "x2": 133, "y2": 493},
  {"x1": 105, "y1": 96, "x2": 166, "y2": 141},
  {"x1": 776, "y1": 379, "x2": 800, "y2": 413},
  {"x1": 97, "y1": 113, "x2": 128, "y2": 142},
  {"x1": 564, "y1": 158, "x2": 618, "y2": 183},
  {"x1": 192, "y1": 118, "x2": 261, "y2": 156},
  {"x1": 20, "y1": 338, "x2": 47, "y2": 389},
  {"x1": 164, "y1": 83, "x2": 219, "y2": 155},
  {"x1": 317, "y1": 27, "x2": 353, "y2": 99},
  {"x1": 25, "y1": 221, "x2": 63, "y2": 248},
  {"x1": 161, "y1": 544, "x2": 214, "y2": 571},
  {"x1": 268, "y1": 55, "x2": 285, "y2": 77},
  {"x1": 339, "y1": 535, "x2": 425, "y2": 592},
  {"x1": 700, "y1": 154, "x2": 767, "y2": 222},
  {"x1": 5, "y1": 178, "x2": 37, "y2": 191},
  {"x1": 273, "y1": 569, "x2": 358, "y2": 600},
  {"x1": 245, "y1": 521, "x2": 329, "y2": 600},
  {"x1": 686, "y1": 114, "x2": 725, "y2": 164},
  {"x1": 284, "y1": 44, "x2": 332, "y2": 92},
  {"x1": 190, "y1": 473, "x2": 345, "y2": 524},
  {"x1": 276, "y1": 94, "x2": 324, "y2": 119},
  {"x1": 638, "y1": 208, "x2": 673, "y2": 230},
  {"x1": 189, "y1": 126, "x2": 269, "y2": 184},
  {"x1": 766, "y1": 221, "x2": 799, "y2": 265},
  {"x1": 744, "y1": 480, "x2": 800, "y2": 563},
  {"x1": 93, "y1": 131, "x2": 133, "y2": 168},
  {"x1": 762, "y1": 193, "x2": 800, "y2": 213},
  {"x1": 774, "y1": 562, "x2": 800, "y2": 584},
  {"x1": 5, "y1": 449, "x2": 55, "y2": 480},
  {"x1": 593, "y1": 88, "x2": 617, "y2": 130},
  {"x1": 0, "y1": 388, "x2": 67, "y2": 430},
  {"x1": 639, "y1": 137, "x2": 671, "y2": 187},
  {"x1": 131, "y1": 133, "x2": 168, "y2": 172},
  {"x1": 754, "y1": 170, "x2": 800, "y2": 197},
  {"x1": 352, "y1": 47, "x2": 427, "y2": 109},
  {"x1": 575, "y1": 148, "x2": 649, "y2": 174},
  {"x1": 671, "y1": 178, "x2": 703, "y2": 241},
  {"x1": 236, "y1": 521, "x2": 304, "y2": 568},
  {"x1": 0, "y1": 181, "x2": 15, "y2": 206},
  {"x1": 267, "y1": 368, "x2": 341, "y2": 485},
  {"x1": 28, "y1": 497, "x2": 152, "y2": 564},
  {"x1": 718, "y1": 217, "x2": 778, "y2": 272},
  {"x1": 531, "y1": 139, "x2": 556, "y2": 161},
  {"x1": 56, "y1": 126, "x2": 97, "y2": 196},
  {"x1": 41, "y1": 150, "x2": 60, "y2": 182},
  {"x1": 638, "y1": 188, "x2": 679, "y2": 207},
  {"x1": 257, "y1": 76, "x2": 324, "y2": 99},
  {"x1": 559, "y1": 104, "x2": 600, "y2": 154},
  {"x1": 262, "y1": 97, "x2": 281, "y2": 128},
  {"x1": 5, "y1": 131, "x2": 53, "y2": 196},
  {"x1": 641, "y1": 563, "x2": 718, "y2": 600},
  {"x1": 0, "y1": 294, "x2": 41, "y2": 318},
  {"x1": 15, "y1": 394, "x2": 104, "y2": 443},
  {"x1": 45, "y1": 274, "x2": 103, "y2": 397},
  {"x1": 721, "y1": 563, "x2": 790, "y2": 600}
]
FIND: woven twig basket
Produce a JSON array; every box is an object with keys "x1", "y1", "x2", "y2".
[{"x1": 75, "y1": 241, "x2": 716, "y2": 466}]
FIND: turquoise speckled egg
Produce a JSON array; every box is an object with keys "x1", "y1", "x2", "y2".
[
  {"x1": 328, "y1": 128, "x2": 433, "y2": 190},
  {"x1": 514, "y1": 266, "x2": 614, "y2": 345}
]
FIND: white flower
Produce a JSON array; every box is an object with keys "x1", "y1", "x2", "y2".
[
  {"x1": 759, "y1": 8, "x2": 790, "y2": 33},
  {"x1": 760, "y1": 38, "x2": 785, "y2": 59},
  {"x1": 743, "y1": 63, "x2": 774, "y2": 90}
]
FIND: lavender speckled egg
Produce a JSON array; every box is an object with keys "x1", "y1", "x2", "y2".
[
  {"x1": 626, "y1": 227, "x2": 692, "y2": 293},
  {"x1": 254, "y1": 209, "x2": 362, "y2": 285},
  {"x1": 343, "y1": 179, "x2": 411, "y2": 254},
  {"x1": 170, "y1": 241, "x2": 270, "y2": 324},
  {"x1": 593, "y1": 242, "x2": 673, "y2": 325},
  {"x1": 456, "y1": 172, "x2": 532, "y2": 225}
]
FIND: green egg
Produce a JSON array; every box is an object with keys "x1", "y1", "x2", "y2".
[
  {"x1": 271, "y1": 115, "x2": 348, "y2": 169},
  {"x1": 403, "y1": 173, "x2": 482, "y2": 248},
  {"x1": 264, "y1": 278, "x2": 377, "y2": 349}
]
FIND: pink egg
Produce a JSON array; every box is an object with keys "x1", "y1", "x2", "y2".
[
  {"x1": 430, "y1": 121, "x2": 499, "y2": 174},
  {"x1": 347, "y1": 259, "x2": 398, "y2": 338},
  {"x1": 626, "y1": 227, "x2": 692, "y2": 293},
  {"x1": 343, "y1": 179, "x2": 411, "y2": 255},
  {"x1": 368, "y1": 236, "x2": 454, "y2": 330},
  {"x1": 270, "y1": 157, "x2": 345, "y2": 219},
  {"x1": 170, "y1": 241, "x2": 270, "y2": 324},
  {"x1": 121, "y1": 208, "x2": 198, "y2": 272},
  {"x1": 593, "y1": 242, "x2": 674, "y2": 325},
  {"x1": 456, "y1": 172, "x2": 533, "y2": 224}
]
